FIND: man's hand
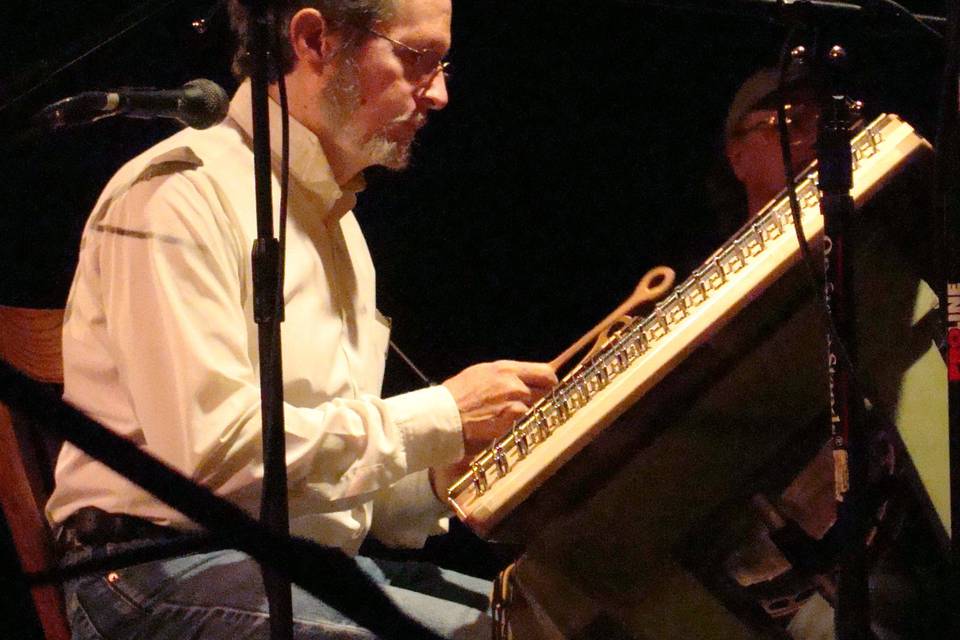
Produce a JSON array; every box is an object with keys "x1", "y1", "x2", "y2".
[
  {"x1": 442, "y1": 360, "x2": 557, "y2": 456},
  {"x1": 430, "y1": 360, "x2": 556, "y2": 502}
]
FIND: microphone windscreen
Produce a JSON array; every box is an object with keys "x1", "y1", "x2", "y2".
[{"x1": 181, "y1": 79, "x2": 230, "y2": 129}]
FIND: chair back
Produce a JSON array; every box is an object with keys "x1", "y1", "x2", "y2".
[{"x1": 0, "y1": 306, "x2": 71, "y2": 640}]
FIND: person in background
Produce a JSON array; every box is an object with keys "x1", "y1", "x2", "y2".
[{"x1": 723, "y1": 66, "x2": 820, "y2": 218}]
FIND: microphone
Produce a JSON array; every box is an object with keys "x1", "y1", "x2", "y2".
[{"x1": 36, "y1": 79, "x2": 230, "y2": 131}]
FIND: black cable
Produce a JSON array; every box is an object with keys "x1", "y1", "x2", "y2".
[
  {"x1": 775, "y1": 24, "x2": 824, "y2": 293},
  {"x1": 277, "y1": 40, "x2": 290, "y2": 315},
  {"x1": 615, "y1": 0, "x2": 945, "y2": 33},
  {"x1": 0, "y1": 0, "x2": 192, "y2": 115},
  {"x1": 773, "y1": 26, "x2": 871, "y2": 414},
  {"x1": 861, "y1": 0, "x2": 943, "y2": 41},
  {"x1": 390, "y1": 339, "x2": 437, "y2": 386},
  {"x1": 772, "y1": 11, "x2": 863, "y2": 397}
]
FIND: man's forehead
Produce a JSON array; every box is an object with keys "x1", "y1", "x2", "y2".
[{"x1": 383, "y1": 0, "x2": 452, "y2": 46}]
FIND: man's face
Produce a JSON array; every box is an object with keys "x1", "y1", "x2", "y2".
[
  {"x1": 726, "y1": 95, "x2": 820, "y2": 212},
  {"x1": 326, "y1": 0, "x2": 451, "y2": 171}
]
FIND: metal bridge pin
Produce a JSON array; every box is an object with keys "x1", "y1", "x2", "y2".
[{"x1": 471, "y1": 462, "x2": 488, "y2": 494}]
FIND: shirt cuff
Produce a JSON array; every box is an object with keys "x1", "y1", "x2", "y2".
[
  {"x1": 384, "y1": 385, "x2": 463, "y2": 474},
  {"x1": 369, "y1": 469, "x2": 452, "y2": 548}
]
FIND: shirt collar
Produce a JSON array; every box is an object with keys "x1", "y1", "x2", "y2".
[{"x1": 228, "y1": 80, "x2": 365, "y2": 218}]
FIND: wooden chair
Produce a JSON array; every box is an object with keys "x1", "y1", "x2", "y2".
[{"x1": 0, "y1": 306, "x2": 71, "y2": 640}]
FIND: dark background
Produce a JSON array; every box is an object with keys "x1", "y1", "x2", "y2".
[{"x1": 0, "y1": 0, "x2": 948, "y2": 637}]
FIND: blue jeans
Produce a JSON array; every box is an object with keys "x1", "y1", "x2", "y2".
[{"x1": 62, "y1": 541, "x2": 493, "y2": 639}]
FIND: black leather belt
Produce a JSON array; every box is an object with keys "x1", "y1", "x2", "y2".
[{"x1": 58, "y1": 506, "x2": 178, "y2": 554}]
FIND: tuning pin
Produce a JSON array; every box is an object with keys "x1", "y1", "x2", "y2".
[
  {"x1": 828, "y1": 44, "x2": 847, "y2": 62},
  {"x1": 790, "y1": 45, "x2": 807, "y2": 65}
]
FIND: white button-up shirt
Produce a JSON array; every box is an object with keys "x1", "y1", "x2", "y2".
[{"x1": 47, "y1": 81, "x2": 464, "y2": 554}]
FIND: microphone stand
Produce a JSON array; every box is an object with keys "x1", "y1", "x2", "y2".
[
  {"x1": 246, "y1": 2, "x2": 293, "y2": 639},
  {"x1": 814, "y1": 44, "x2": 871, "y2": 640}
]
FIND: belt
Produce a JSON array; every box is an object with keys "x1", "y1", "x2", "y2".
[{"x1": 57, "y1": 506, "x2": 179, "y2": 554}]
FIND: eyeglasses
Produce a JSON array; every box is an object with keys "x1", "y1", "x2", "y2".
[
  {"x1": 732, "y1": 103, "x2": 818, "y2": 139},
  {"x1": 364, "y1": 27, "x2": 451, "y2": 83}
]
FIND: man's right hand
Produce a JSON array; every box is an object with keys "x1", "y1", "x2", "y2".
[{"x1": 442, "y1": 360, "x2": 558, "y2": 456}]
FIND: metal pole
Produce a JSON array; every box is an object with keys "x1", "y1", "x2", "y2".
[{"x1": 248, "y1": 2, "x2": 293, "y2": 639}]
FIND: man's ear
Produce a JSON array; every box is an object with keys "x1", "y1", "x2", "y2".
[{"x1": 289, "y1": 8, "x2": 335, "y2": 72}]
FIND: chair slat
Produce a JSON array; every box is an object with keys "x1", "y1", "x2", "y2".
[{"x1": 0, "y1": 307, "x2": 64, "y2": 383}]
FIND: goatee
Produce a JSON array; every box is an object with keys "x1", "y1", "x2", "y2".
[{"x1": 323, "y1": 58, "x2": 416, "y2": 171}]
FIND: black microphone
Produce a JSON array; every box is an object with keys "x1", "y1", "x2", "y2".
[{"x1": 36, "y1": 79, "x2": 230, "y2": 131}]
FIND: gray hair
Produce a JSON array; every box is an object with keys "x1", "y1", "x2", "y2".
[{"x1": 227, "y1": 0, "x2": 396, "y2": 80}]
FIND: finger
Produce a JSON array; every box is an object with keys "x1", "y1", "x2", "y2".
[
  {"x1": 499, "y1": 400, "x2": 531, "y2": 423},
  {"x1": 507, "y1": 361, "x2": 559, "y2": 388},
  {"x1": 498, "y1": 377, "x2": 535, "y2": 402}
]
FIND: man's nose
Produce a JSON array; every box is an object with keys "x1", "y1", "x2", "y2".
[{"x1": 419, "y1": 69, "x2": 449, "y2": 110}]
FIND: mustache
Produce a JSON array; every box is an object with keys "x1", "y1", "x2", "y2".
[{"x1": 388, "y1": 112, "x2": 428, "y2": 130}]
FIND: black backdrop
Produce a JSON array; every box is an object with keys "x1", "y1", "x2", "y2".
[{"x1": 0, "y1": 0, "x2": 947, "y2": 636}]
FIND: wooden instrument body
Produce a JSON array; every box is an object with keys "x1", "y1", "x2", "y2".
[{"x1": 449, "y1": 115, "x2": 947, "y2": 637}]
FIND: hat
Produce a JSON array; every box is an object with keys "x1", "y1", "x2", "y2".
[{"x1": 724, "y1": 65, "x2": 810, "y2": 141}]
